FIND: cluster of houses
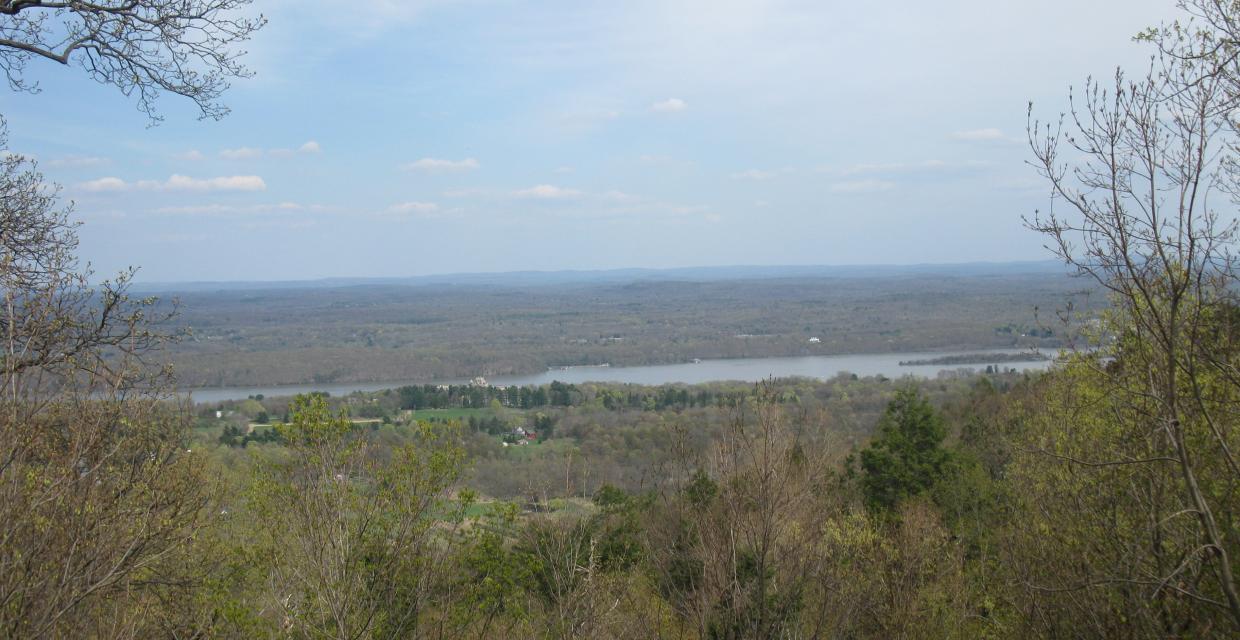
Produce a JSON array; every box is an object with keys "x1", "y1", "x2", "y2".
[
  {"x1": 502, "y1": 425, "x2": 538, "y2": 446},
  {"x1": 432, "y1": 376, "x2": 495, "y2": 391}
]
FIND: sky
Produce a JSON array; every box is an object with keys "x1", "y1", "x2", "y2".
[{"x1": 1, "y1": 0, "x2": 1183, "y2": 282}]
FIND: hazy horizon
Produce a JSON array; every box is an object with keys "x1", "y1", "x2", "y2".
[{"x1": 128, "y1": 258, "x2": 1068, "y2": 289}]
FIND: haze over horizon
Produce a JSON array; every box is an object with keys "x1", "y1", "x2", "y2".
[
  {"x1": 3, "y1": 0, "x2": 1177, "y2": 282},
  {"x1": 128, "y1": 259, "x2": 1067, "y2": 289}
]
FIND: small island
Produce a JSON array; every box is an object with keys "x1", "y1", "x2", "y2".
[{"x1": 898, "y1": 352, "x2": 1050, "y2": 367}]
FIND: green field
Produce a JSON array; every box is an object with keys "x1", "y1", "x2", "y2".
[
  {"x1": 466, "y1": 496, "x2": 595, "y2": 518},
  {"x1": 500, "y1": 437, "x2": 576, "y2": 460},
  {"x1": 407, "y1": 407, "x2": 499, "y2": 421}
]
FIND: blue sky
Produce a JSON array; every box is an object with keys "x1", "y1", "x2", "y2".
[{"x1": 2, "y1": 0, "x2": 1179, "y2": 282}]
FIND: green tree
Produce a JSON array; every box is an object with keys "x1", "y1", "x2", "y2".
[
  {"x1": 248, "y1": 394, "x2": 468, "y2": 638},
  {"x1": 860, "y1": 388, "x2": 951, "y2": 511},
  {"x1": 1019, "y1": 2, "x2": 1240, "y2": 629}
]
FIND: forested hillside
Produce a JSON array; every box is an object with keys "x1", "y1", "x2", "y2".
[{"x1": 163, "y1": 273, "x2": 1085, "y2": 388}]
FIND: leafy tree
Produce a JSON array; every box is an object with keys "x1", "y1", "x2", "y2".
[
  {"x1": 249, "y1": 394, "x2": 468, "y2": 638},
  {"x1": 445, "y1": 501, "x2": 533, "y2": 637},
  {"x1": 1019, "y1": 1, "x2": 1240, "y2": 629},
  {"x1": 859, "y1": 388, "x2": 951, "y2": 511},
  {"x1": 236, "y1": 398, "x2": 264, "y2": 418}
]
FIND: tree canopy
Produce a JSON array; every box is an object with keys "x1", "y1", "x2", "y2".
[{"x1": 859, "y1": 387, "x2": 952, "y2": 511}]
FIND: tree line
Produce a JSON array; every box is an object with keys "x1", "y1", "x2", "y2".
[{"x1": 396, "y1": 381, "x2": 748, "y2": 412}]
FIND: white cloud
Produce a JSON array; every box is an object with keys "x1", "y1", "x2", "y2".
[
  {"x1": 553, "y1": 166, "x2": 575, "y2": 174},
  {"x1": 46, "y1": 155, "x2": 110, "y2": 169},
  {"x1": 829, "y1": 179, "x2": 895, "y2": 194},
  {"x1": 78, "y1": 175, "x2": 267, "y2": 193},
  {"x1": 155, "y1": 202, "x2": 306, "y2": 215},
  {"x1": 514, "y1": 184, "x2": 582, "y2": 199},
  {"x1": 78, "y1": 177, "x2": 129, "y2": 192},
  {"x1": 220, "y1": 147, "x2": 265, "y2": 160},
  {"x1": 219, "y1": 142, "x2": 323, "y2": 159},
  {"x1": 166, "y1": 174, "x2": 267, "y2": 191},
  {"x1": 651, "y1": 98, "x2": 688, "y2": 113},
  {"x1": 175, "y1": 150, "x2": 205, "y2": 161},
  {"x1": 949, "y1": 128, "x2": 1006, "y2": 141},
  {"x1": 385, "y1": 201, "x2": 441, "y2": 216},
  {"x1": 401, "y1": 157, "x2": 481, "y2": 172}
]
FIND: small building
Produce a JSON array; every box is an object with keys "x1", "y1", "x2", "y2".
[
  {"x1": 503, "y1": 425, "x2": 538, "y2": 445},
  {"x1": 808, "y1": 337, "x2": 821, "y2": 343}
]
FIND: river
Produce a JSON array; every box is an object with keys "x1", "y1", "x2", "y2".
[{"x1": 183, "y1": 349, "x2": 1052, "y2": 404}]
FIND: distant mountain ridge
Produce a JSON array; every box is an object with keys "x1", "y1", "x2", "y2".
[{"x1": 130, "y1": 260, "x2": 1068, "y2": 293}]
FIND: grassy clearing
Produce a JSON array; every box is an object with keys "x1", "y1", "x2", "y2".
[
  {"x1": 501, "y1": 438, "x2": 576, "y2": 460},
  {"x1": 456, "y1": 496, "x2": 597, "y2": 520},
  {"x1": 407, "y1": 408, "x2": 496, "y2": 421}
]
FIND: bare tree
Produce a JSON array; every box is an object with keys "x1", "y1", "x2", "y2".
[
  {"x1": 0, "y1": 0, "x2": 265, "y2": 121},
  {"x1": 646, "y1": 383, "x2": 842, "y2": 639},
  {"x1": 0, "y1": 0, "x2": 264, "y2": 635},
  {"x1": 1025, "y1": 16, "x2": 1240, "y2": 631},
  {"x1": 518, "y1": 518, "x2": 613, "y2": 639},
  {"x1": 1144, "y1": 1, "x2": 1240, "y2": 197},
  {"x1": 0, "y1": 120, "x2": 208, "y2": 638}
]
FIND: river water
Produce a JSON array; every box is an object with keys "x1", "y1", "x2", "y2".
[{"x1": 183, "y1": 349, "x2": 1052, "y2": 404}]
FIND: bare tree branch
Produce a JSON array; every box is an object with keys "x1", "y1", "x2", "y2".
[{"x1": 0, "y1": 0, "x2": 265, "y2": 121}]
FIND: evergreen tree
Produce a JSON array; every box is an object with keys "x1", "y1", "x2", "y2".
[{"x1": 859, "y1": 387, "x2": 951, "y2": 511}]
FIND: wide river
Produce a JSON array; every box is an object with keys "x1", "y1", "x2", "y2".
[{"x1": 183, "y1": 349, "x2": 1052, "y2": 404}]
